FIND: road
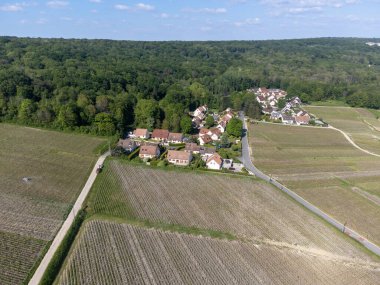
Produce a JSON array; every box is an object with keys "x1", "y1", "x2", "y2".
[
  {"x1": 28, "y1": 152, "x2": 110, "y2": 285},
  {"x1": 239, "y1": 112, "x2": 380, "y2": 257}
]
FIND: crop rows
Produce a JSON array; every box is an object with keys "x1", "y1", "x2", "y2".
[
  {"x1": 0, "y1": 231, "x2": 46, "y2": 285},
  {"x1": 57, "y1": 220, "x2": 380, "y2": 285},
  {"x1": 90, "y1": 161, "x2": 374, "y2": 261},
  {"x1": 0, "y1": 123, "x2": 105, "y2": 284},
  {"x1": 250, "y1": 122, "x2": 380, "y2": 245}
]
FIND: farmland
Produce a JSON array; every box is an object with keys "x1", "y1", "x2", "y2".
[
  {"x1": 0, "y1": 123, "x2": 105, "y2": 285},
  {"x1": 249, "y1": 122, "x2": 380, "y2": 246},
  {"x1": 85, "y1": 160, "x2": 377, "y2": 259},
  {"x1": 53, "y1": 160, "x2": 380, "y2": 284},
  {"x1": 57, "y1": 220, "x2": 380, "y2": 285},
  {"x1": 305, "y1": 106, "x2": 380, "y2": 154}
]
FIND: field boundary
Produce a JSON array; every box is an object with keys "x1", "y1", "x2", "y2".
[{"x1": 28, "y1": 152, "x2": 110, "y2": 285}]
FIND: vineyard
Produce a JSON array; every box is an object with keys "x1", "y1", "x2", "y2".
[
  {"x1": 86, "y1": 161, "x2": 377, "y2": 261},
  {"x1": 305, "y1": 106, "x2": 380, "y2": 154},
  {"x1": 249, "y1": 122, "x2": 380, "y2": 245},
  {"x1": 0, "y1": 123, "x2": 105, "y2": 285},
  {"x1": 57, "y1": 220, "x2": 380, "y2": 285}
]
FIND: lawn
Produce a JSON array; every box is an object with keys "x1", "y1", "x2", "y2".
[
  {"x1": 250, "y1": 122, "x2": 380, "y2": 246},
  {"x1": 305, "y1": 106, "x2": 380, "y2": 154},
  {"x1": 0, "y1": 123, "x2": 105, "y2": 285}
]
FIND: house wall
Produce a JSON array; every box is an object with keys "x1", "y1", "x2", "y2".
[{"x1": 207, "y1": 160, "x2": 221, "y2": 170}]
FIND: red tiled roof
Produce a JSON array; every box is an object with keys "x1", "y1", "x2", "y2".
[
  {"x1": 168, "y1": 133, "x2": 183, "y2": 142},
  {"x1": 167, "y1": 150, "x2": 192, "y2": 161},
  {"x1": 139, "y1": 145, "x2": 159, "y2": 155},
  {"x1": 207, "y1": 153, "x2": 223, "y2": 165},
  {"x1": 152, "y1": 129, "x2": 169, "y2": 139},
  {"x1": 134, "y1": 128, "x2": 148, "y2": 137}
]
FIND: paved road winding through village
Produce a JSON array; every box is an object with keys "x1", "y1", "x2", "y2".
[
  {"x1": 28, "y1": 152, "x2": 110, "y2": 285},
  {"x1": 239, "y1": 112, "x2": 380, "y2": 257}
]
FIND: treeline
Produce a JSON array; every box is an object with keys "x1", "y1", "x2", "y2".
[{"x1": 0, "y1": 37, "x2": 379, "y2": 135}]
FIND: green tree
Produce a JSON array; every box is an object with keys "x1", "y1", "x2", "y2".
[
  {"x1": 277, "y1": 98, "x2": 286, "y2": 109},
  {"x1": 180, "y1": 115, "x2": 193, "y2": 134},
  {"x1": 205, "y1": 115, "x2": 215, "y2": 128},
  {"x1": 226, "y1": 117, "x2": 243, "y2": 138},
  {"x1": 134, "y1": 99, "x2": 160, "y2": 130},
  {"x1": 18, "y1": 99, "x2": 35, "y2": 123},
  {"x1": 94, "y1": 112, "x2": 116, "y2": 135},
  {"x1": 56, "y1": 104, "x2": 78, "y2": 129}
]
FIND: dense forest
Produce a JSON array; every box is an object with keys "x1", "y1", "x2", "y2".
[{"x1": 0, "y1": 37, "x2": 379, "y2": 135}]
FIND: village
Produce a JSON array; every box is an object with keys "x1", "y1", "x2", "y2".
[
  {"x1": 249, "y1": 87, "x2": 326, "y2": 126},
  {"x1": 115, "y1": 87, "x2": 328, "y2": 172},
  {"x1": 116, "y1": 105, "x2": 245, "y2": 172}
]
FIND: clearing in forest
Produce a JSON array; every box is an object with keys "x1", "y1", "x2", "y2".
[
  {"x1": 306, "y1": 106, "x2": 380, "y2": 154},
  {"x1": 55, "y1": 160, "x2": 380, "y2": 284},
  {"x1": 250, "y1": 122, "x2": 380, "y2": 246},
  {"x1": 0, "y1": 123, "x2": 105, "y2": 285}
]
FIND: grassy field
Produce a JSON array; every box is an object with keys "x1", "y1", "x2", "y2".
[
  {"x1": 250, "y1": 122, "x2": 380, "y2": 246},
  {"x1": 57, "y1": 220, "x2": 380, "y2": 285},
  {"x1": 305, "y1": 106, "x2": 380, "y2": 154},
  {"x1": 54, "y1": 160, "x2": 380, "y2": 284},
  {"x1": 0, "y1": 123, "x2": 105, "y2": 285}
]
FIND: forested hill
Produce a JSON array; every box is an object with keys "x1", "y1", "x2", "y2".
[{"x1": 0, "y1": 37, "x2": 379, "y2": 135}]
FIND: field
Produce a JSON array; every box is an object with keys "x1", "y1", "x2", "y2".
[
  {"x1": 0, "y1": 123, "x2": 105, "y2": 285},
  {"x1": 305, "y1": 106, "x2": 380, "y2": 154},
  {"x1": 57, "y1": 220, "x2": 380, "y2": 285},
  {"x1": 55, "y1": 160, "x2": 380, "y2": 284},
  {"x1": 249, "y1": 123, "x2": 380, "y2": 246}
]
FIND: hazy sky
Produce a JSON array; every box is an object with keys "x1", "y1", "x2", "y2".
[{"x1": 0, "y1": 0, "x2": 379, "y2": 40}]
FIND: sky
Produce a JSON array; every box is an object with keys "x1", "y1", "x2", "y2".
[{"x1": 0, "y1": 0, "x2": 379, "y2": 40}]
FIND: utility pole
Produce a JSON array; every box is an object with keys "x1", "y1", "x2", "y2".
[
  {"x1": 342, "y1": 221, "x2": 347, "y2": 233},
  {"x1": 108, "y1": 140, "x2": 111, "y2": 154}
]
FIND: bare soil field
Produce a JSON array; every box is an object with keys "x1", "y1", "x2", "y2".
[
  {"x1": 305, "y1": 106, "x2": 380, "y2": 154},
  {"x1": 86, "y1": 160, "x2": 377, "y2": 260},
  {"x1": 57, "y1": 220, "x2": 380, "y2": 285},
  {"x1": 0, "y1": 123, "x2": 104, "y2": 285},
  {"x1": 250, "y1": 123, "x2": 380, "y2": 246}
]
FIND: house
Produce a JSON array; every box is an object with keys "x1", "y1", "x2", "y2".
[
  {"x1": 221, "y1": 112, "x2": 234, "y2": 124},
  {"x1": 209, "y1": 128, "x2": 222, "y2": 141},
  {"x1": 206, "y1": 153, "x2": 223, "y2": 170},
  {"x1": 192, "y1": 117, "x2": 202, "y2": 129},
  {"x1": 152, "y1": 129, "x2": 169, "y2": 141},
  {"x1": 199, "y1": 128, "x2": 210, "y2": 137},
  {"x1": 281, "y1": 114, "x2": 295, "y2": 125},
  {"x1": 199, "y1": 134, "x2": 212, "y2": 146},
  {"x1": 167, "y1": 150, "x2": 192, "y2": 166},
  {"x1": 295, "y1": 115, "x2": 310, "y2": 125},
  {"x1": 139, "y1": 145, "x2": 160, "y2": 159},
  {"x1": 168, "y1": 133, "x2": 183, "y2": 144},
  {"x1": 216, "y1": 121, "x2": 226, "y2": 133},
  {"x1": 133, "y1": 128, "x2": 150, "y2": 139},
  {"x1": 117, "y1": 139, "x2": 137, "y2": 153},
  {"x1": 200, "y1": 147, "x2": 216, "y2": 160},
  {"x1": 185, "y1": 143, "x2": 201, "y2": 154},
  {"x1": 270, "y1": 111, "x2": 282, "y2": 121},
  {"x1": 262, "y1": 107, "x2": 273, "y2": 115},
  {"x1": 256, "y1": 95, "x2": 266, "y2": 103},
  {"x1": 193, "y1": 105, "x2": 208, "y2": 117}
]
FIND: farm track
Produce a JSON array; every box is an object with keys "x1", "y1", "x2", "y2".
[
  {"x1": 28, "y1": 152, "x2": 109, "y2": 285},
  {"x1": 57, "y1": 220, "x2": 380, "y2": 285}
]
